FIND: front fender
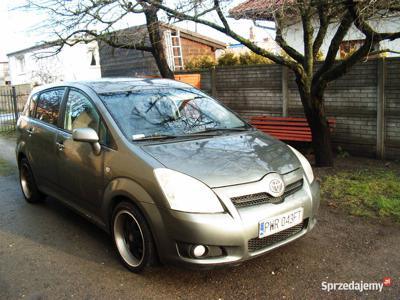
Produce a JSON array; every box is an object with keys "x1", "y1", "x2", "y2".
[
  {"x1": 101, "y1": 177, "x2": 157, "y2": 228},
  {"x1": 101, "y1": 177, "x2": 169, "y2": 257},
  {"x1": 15, "y1": 139, "x2": 27, "y2": 164}
]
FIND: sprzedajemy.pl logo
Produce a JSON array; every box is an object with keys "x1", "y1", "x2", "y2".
[{"x1": 321, "y1": 278, "x2": 392, "y2": 293}]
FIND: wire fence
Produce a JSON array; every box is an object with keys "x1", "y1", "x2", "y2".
[{"x1": 0, "y1": 85, "x2": 31, "y2": 132}]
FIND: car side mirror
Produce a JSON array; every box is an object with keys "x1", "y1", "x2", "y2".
[{"x1": 72, "y1": 128, "x2": 101, "y2": 155}]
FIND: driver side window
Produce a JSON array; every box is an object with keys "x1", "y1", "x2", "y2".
[{"x1": 63, "y1": 90, "x2": 99, "y2": 133}]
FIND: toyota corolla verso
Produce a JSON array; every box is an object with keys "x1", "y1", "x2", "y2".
[{"x1": 16, "y1": 78, "x2": 320, "y2": 272}]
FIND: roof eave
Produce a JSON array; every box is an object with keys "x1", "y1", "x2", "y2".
[{"x1": 161, "y1": 23, "x2": 226, "y2": 49}]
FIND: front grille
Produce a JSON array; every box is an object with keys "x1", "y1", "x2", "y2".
[
  {"x1": 248, "y1": 219, "x2": 307, "y2": 252},
  {"x1": 231, "y1": 179, "x2": 303, "y2": 208}
]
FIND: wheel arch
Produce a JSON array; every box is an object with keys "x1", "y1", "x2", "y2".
[
  {"x1": 103, "y1": 178, "x2": 164, "y2": 264},
  {"x1": 101, "y1": 177, "x2": 160, "y2": 235},
  {"x1": 16, "y1": 141, "x2": 28, "y2": 167}
]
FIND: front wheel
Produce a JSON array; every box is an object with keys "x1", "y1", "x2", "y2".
[
  {"x1": 19, "y1": 158, "x2": 45, "y2": 203},
  {"x1": 112, "y1": 202, "x2": 156, "y2": 273}
]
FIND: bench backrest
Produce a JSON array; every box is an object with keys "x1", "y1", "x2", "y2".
[{"x1": 250, "y1": 116, "x2": 336, "y2": 142}]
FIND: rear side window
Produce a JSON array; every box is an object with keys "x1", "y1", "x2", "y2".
[{"x1": 35, "y1": 89, "x2": 64, "y2": 125}]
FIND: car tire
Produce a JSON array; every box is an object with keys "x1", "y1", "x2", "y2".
[
  {"x1": 19, "y1": 158, "x2": 45, "y2": 203},
  {"x1": 112, "y1": 201, "x2": 157, "y2": 273}
]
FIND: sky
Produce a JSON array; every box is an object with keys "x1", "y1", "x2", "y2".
[{"x1": 0, "y1": 0, "x2": 275, "y2": 62}]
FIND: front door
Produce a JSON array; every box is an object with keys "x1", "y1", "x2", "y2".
[{"x1": 55, "y1": 88, "x2": 106, "y2": 212}]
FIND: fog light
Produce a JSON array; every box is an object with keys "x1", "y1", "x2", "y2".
[{"x1": 191, "y1": 245, "x2": 207, "y2": 257}]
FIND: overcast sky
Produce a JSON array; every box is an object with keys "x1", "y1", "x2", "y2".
[{"x1": 0, "y1": 0, "x2": 275, "y2": 62}]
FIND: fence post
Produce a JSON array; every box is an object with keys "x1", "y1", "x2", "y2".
[
  {"x1": 210, "y1": 67, "x2": 217, "y2": 97},
  {"x1": 11, "y1": 86, "x2": 19, "y2": 125},
  {"x1": 282, "y1": 66, "x2": 289, "y2": 117},
  {"x1": 376, "y1": 58, "x2": 385, "y2": 159}
]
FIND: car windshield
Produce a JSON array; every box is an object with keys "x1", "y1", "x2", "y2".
[{"x1": 99, "y1": 87, "x2": 247, "y2": 140}]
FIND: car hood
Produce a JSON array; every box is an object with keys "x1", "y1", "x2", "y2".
[{"x1": 141, "y1": 131, "x2": 300, "y2": 188}]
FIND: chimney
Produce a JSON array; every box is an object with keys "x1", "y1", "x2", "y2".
[{"x1": 249, "y1": 26, "x2": 255, "y2": 41}]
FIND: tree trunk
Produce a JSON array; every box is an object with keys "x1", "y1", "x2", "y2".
[
  {"x1": 306, "y1": 101, "x2": 334, "y2": 167},
  {"x1": 144, "y1": 6, "x2": 174, "y2": 79},
  {"x1": 296, "y1": 78, "x2": 334, "y2": 167}
]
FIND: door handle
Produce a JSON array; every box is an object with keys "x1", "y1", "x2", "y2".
[
  {"x1": 56, "y1": 141, "x2": 65, "y2": 151},
  {"x1": 27, "y1": 128, "x2": 34, "y2": 136}
]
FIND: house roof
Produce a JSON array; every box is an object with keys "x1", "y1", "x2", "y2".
[
  {"x1": 230, "y1": 0, "x2": 400, "y2": 21},
  {"x1": 7, "y1": 24, "x2": 226, "y2": 57},
  {"x1": 165, "y1": 24, "x2": 226, "y2": 49},
  {"x1": 229, "y1": 0, "x2": 294, "y2": 21},
  {"x1": 115, "y1": 23, "x2": 226, "y2": 49},
  {"x1": 7, "y1": 43, "x2": 52, "y2": 57}
]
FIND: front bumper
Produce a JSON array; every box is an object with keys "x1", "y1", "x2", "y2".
[{"x1": 145, "y1": 169, "x2": 320, "y2": 269}]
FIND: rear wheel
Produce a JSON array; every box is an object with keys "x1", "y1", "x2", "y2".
[
  {"x1": 112, "y1": 202, "x2": 156, "y2": 273},
  {"x1": 19, "y1": 158, "x2": 45, "y2": 203}
]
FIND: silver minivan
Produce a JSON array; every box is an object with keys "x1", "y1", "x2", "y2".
[{"x1": 16, "y1": 78, "x2": 320, "y2": 272}]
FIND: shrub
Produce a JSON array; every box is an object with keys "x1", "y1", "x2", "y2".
[
  {"x1": 218, "y1": 51, "x2": 273, "y2": 67},
  {"x1": 316, "y1": 50, "x2": 324, "y2": 61},
  {"x1": 238, "y1": 52, "x2": 272, "y2": 65},
  {"x1": 184, "y1": 51, "x2": 275, "y2": 71},
  {"x1": 217, "y1": 52, "x2": 239, "y2": 66},
  {"x1": 185, "y1": 55, "x2": 216, "y2": 70}
]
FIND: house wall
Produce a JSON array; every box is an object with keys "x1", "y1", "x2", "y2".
[
  {"x1": 7, "y1": 42, "x2": 101, "y2": 85},
  {"x1": 0, "y1": 62, "x2": 10, "y2": 85},
  {"x1": 100, "y1": 34, "x2": 220, "y2": 77},
  {"x1": 180, "y1": 37, "x2": 215, "y2": 60},
  {"x1": 283, "y1": 16, "x2": 400, "y2": 58},
  {"x1": 178, "y1": 58, "x2": 400, "y2": 159},
  {"x1": 99, "y1": 45, "x2": 159, "y2": 78},
  {"x1": 217, "y1": 37, "x2": 278, "y2": 57}
]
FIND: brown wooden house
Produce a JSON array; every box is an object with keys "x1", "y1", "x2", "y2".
[{"x1": 99, "y1": 24, "x2": 226, "y2": 77}]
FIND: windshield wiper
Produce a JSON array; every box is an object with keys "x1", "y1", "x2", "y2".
[
  {"x1": 132, "y1": 127, "x2": 250, "y2": 141},
  {"x1": 132, "y1": 134, "x2": 178, "y2": 141},
  {"x1": 194, "y1": 127, "x2": 250, "y2": 134}
]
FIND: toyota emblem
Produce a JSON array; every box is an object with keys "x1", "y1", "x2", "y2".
[{"x1": 269, "y1": 178, "x2": 284, "y2": 195}]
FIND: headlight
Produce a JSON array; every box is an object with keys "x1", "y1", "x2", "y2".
[
  {"x1": 154, "y1": 168, "x2": 224, "y2": 213},
  {"x1": 288, "y1": 146, "x2": 315, "y2": 183}
]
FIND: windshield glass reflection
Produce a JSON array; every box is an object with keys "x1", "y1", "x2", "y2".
[{"x1": 99, "y1": 87, "x2": 246, "y2": 140}]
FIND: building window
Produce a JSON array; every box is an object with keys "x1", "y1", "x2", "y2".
[
  {"x1": 16, "y1": 55, "x2": 26, "y2": 73},
  {"x1": 88, "y1": 49, "x2": 98, "y2": 66},
  {"x1": 339, "y1": 39, "x2": 380, "y2": 59},
  {"x1": 339, "y1": 40, "x2": 364, "y2": 59}
]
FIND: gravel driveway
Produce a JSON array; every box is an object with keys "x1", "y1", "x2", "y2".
[{"x1": 0, "y1": 136, "x2": 399, "y2": 299}]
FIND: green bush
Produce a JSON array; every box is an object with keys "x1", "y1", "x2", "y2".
[
  {"x1": 316, "y1": 50, "x2": 324, "y2": 61},
  {"x1": 238, "y1": 52, "x2": 273, "y2": 65},
  {"x1": 0, "y1": 158, "x2": 14, "y2": 176},
  {"x1": 184, "y1": 51, "x2": 274, "y2": 71},
  {"x1": 185, "y1": 55, "x2": 216, "y2": 70},
  {"x1": 218, "y1": 51, "x2": 273, "y2": 67},
  {"x1": 217, "y1": 52, "x2": 240, "y2": 66}
]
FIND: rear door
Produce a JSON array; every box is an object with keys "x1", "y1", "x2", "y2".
[{"x1": 27, "y1": 88, "x2": 65, "y2": 192}]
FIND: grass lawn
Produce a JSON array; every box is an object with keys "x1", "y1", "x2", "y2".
[
  {"x1": 0, "y1": 157, "x2": 14, "y2": 176},
  {"x1": 0, "y1": 129, "x2": 16, "y2": 139},
  {"x1": 317, "y1": 158, "x2": 400, "y2": 223}
]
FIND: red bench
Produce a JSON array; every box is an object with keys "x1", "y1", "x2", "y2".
[{"x1": 250, "y1": 116, "x2": 336, "y2": 142}]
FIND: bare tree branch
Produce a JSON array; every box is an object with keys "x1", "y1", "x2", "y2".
[
  {"x1": 312, "y1": 10, "x2": 354, "y2": 86},
  {"x1": 21, "y1": 0, "x2": 174, "y2": 78},
  {"x1": 275, "y1": 14, "x2": 304, "y2": 64},
  {"x1": 312, "y1": 5, "x2": 330, "y2": 59},
  {"x1": 141, "y1": 0, "x2": 302, "y2": 73}
]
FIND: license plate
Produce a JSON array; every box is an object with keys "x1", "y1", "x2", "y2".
[{"x1": 258, "y1": 208, "x2": 304, "y2": 238}]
